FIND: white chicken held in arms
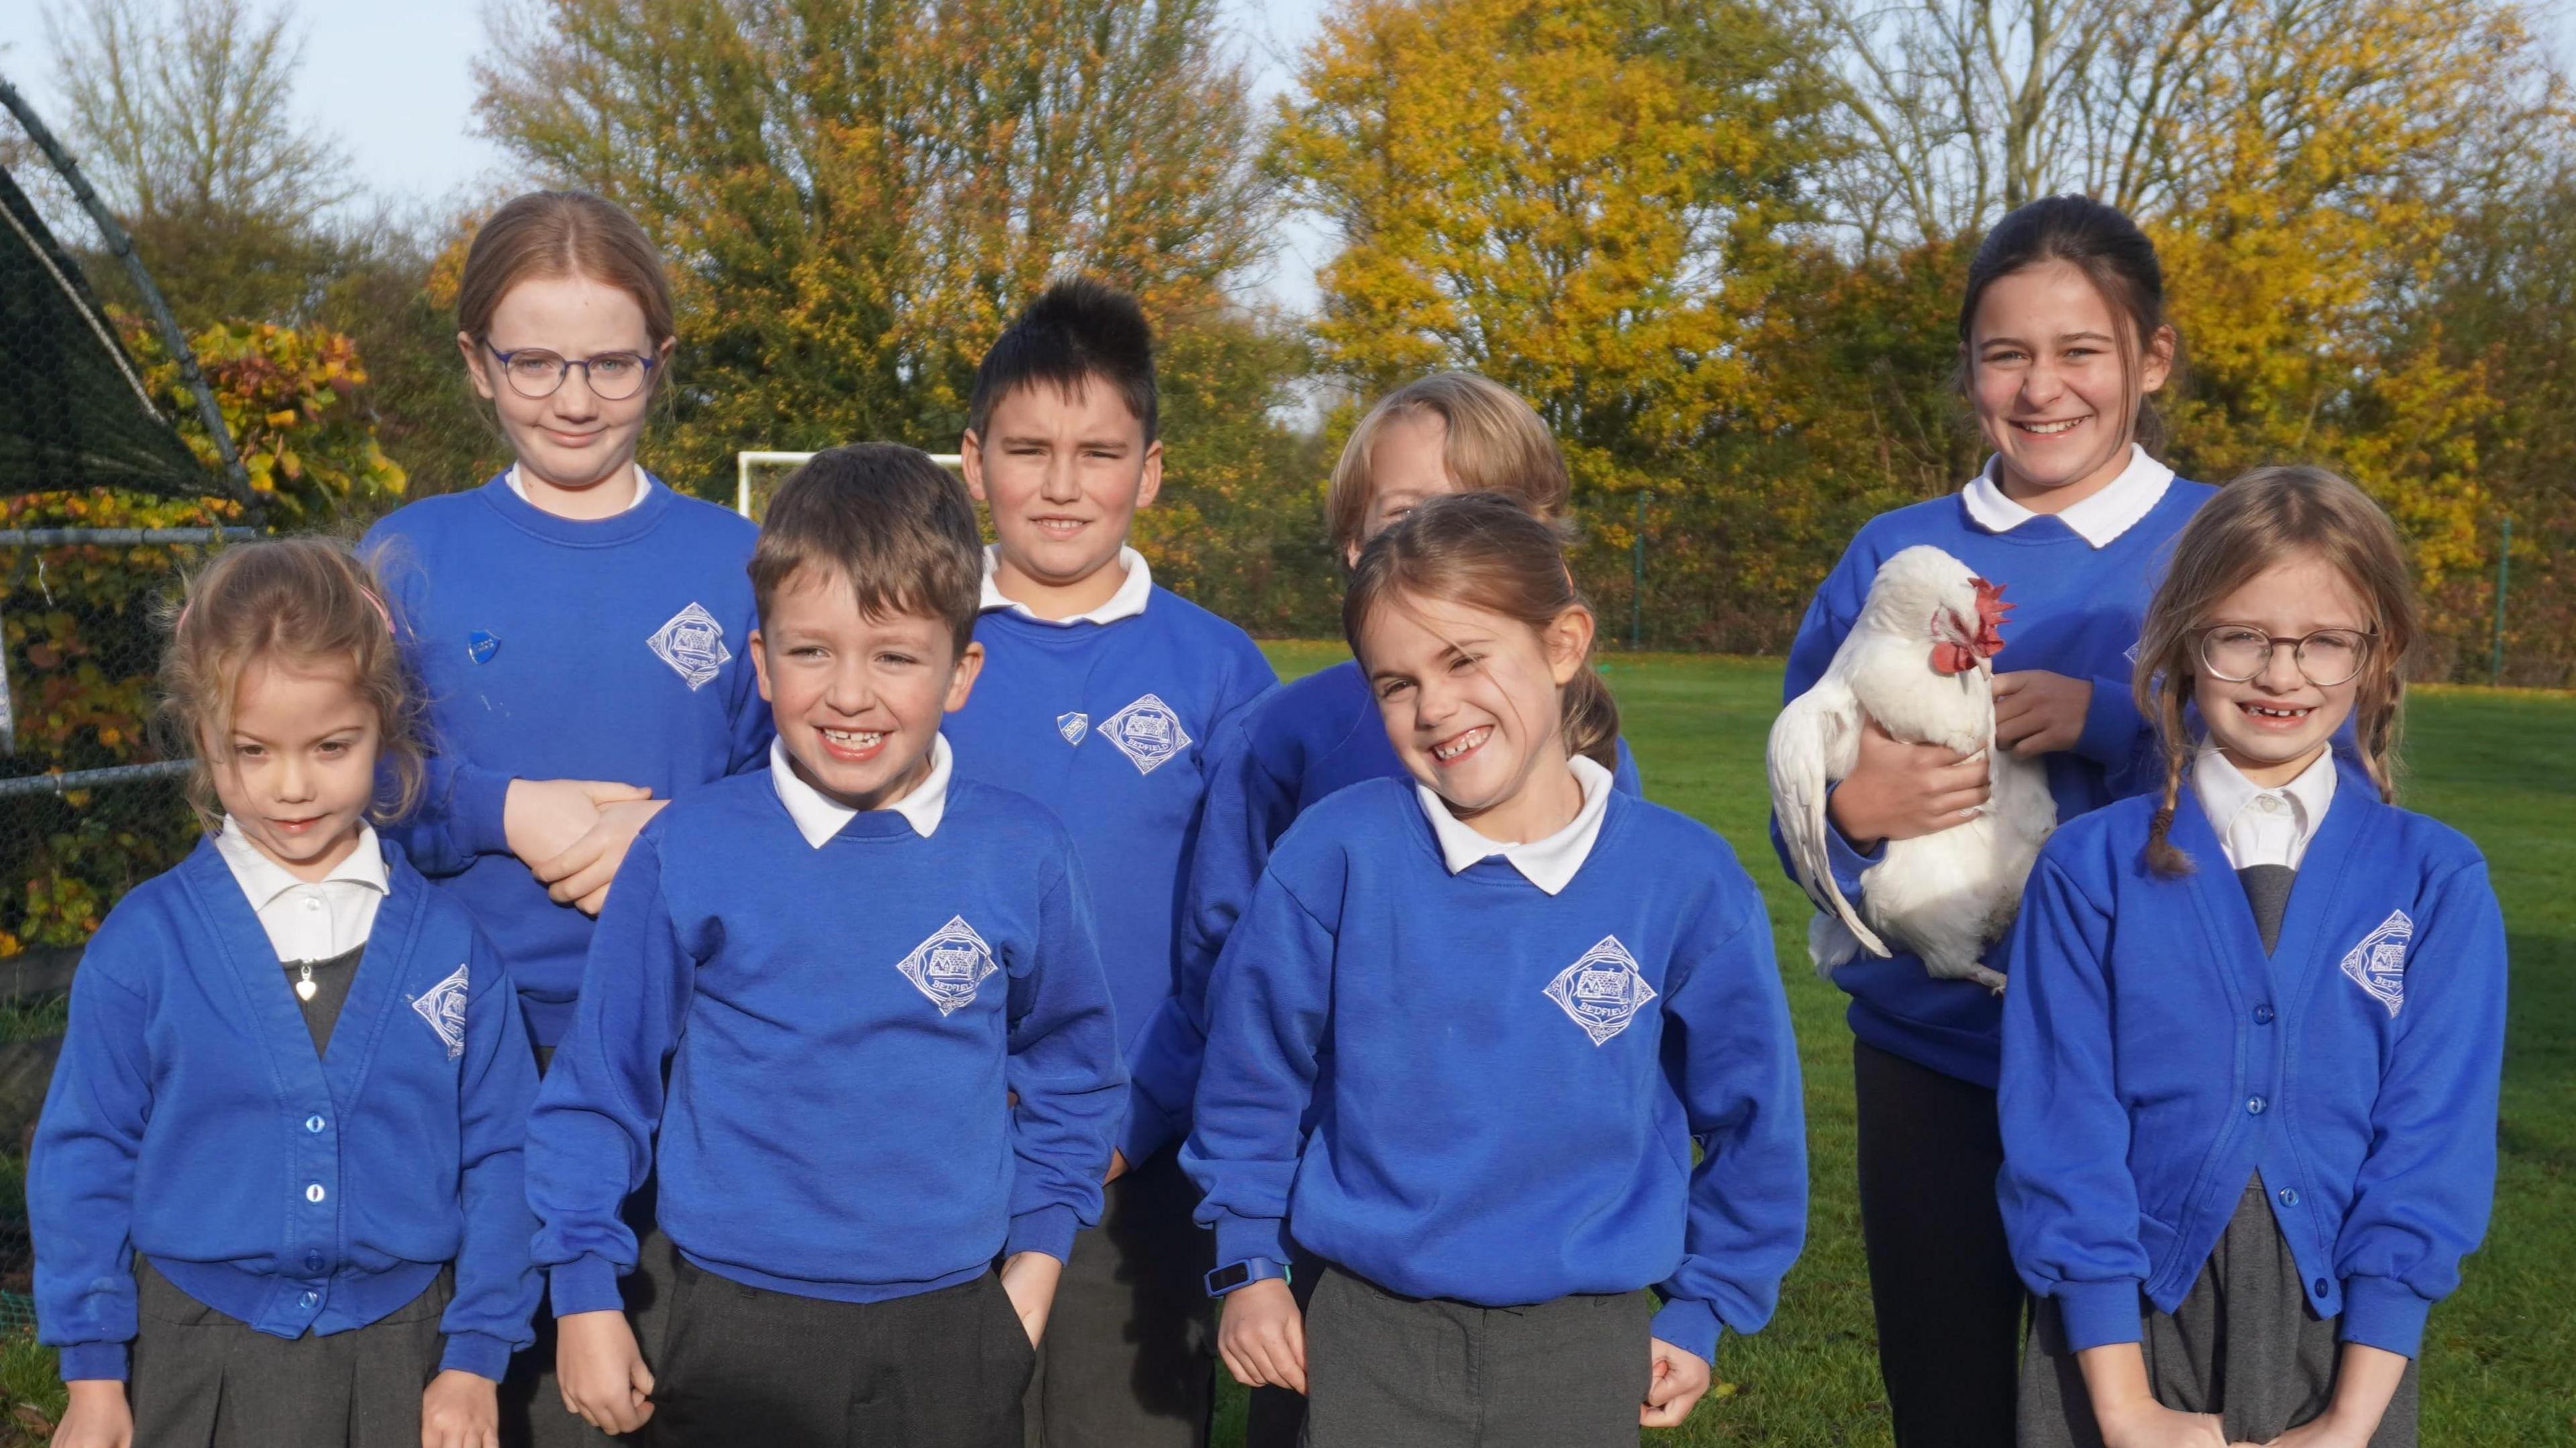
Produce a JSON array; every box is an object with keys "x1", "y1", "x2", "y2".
[{"x1": 1769, "y1": 545, "x2": 2056, "y2": 993}]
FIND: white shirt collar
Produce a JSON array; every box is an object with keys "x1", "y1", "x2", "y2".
[
  {"x1": 1960, "y1": 444, "x2": 2174, "y2": 549},
  {"x1": 505, "y1": 462, "x2": 653, "y2": 514},
  {"x1": 2192, "y1": 746, "x2": 2337, "y2": 871},
  {"x1": 1415, "y1": 755, "x2": 1615, "y2": 895},
  {"x1": 769, "y1": 733, "x2": 951, "y2": 847},
  {"x1": 977, "y1": 545, "x2": 1153, "y2": 626},
  {"x1": 214, "y1": 818, "x2": 390, "y2": 911}
]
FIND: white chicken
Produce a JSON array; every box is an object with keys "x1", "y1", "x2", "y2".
[{"x1": 1768, "y1": 545, "x2": 2056, "y2": 993}]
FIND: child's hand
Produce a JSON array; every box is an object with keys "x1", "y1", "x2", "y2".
[
  {"x1": 556, "y1": 1309, "x2": 655, "y2": 1435},
  {"x1": 1640, "y1": 1337, "x2": 1711, "y2": 1428},
  {"x1": 2096, "y1": 1398, "x2": 2230, "y2": 1448},
  {"x1": 50, "y1": 1380, "x2": 132, "y2": 1448},
  {"x1": 504, "y1": 778, "x2": 652, "y2": 871},
  {"x1": 420, "y1": 1368, "x2": 500, "y2": 1448},
  {"x1": 1104, "y1": 1148, "x2": 1130, "y2": 1184},
  {"x1": 1993, "y1": 670, "x2": 2092, "y2": 757},
  {"x1": 1827, "y1": 718, "x2": 1990, "y2": 848},
  {"x1": 534, "y1": 798, "x2": 670, "y2": 914},
  {"x1": 1216, "y1": 1278, "x2": 1305, "y2": 1393},
  {"x1": 998, "y1": 1250, "x2": 1063, "y2": 1348}
]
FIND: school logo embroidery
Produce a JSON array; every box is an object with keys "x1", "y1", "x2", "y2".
[
  {"x1": 1099, "y1": 693, "x2": 1190, "y2": 775},
  {"x1": 897, "y1": 915, "x2": 1000, "y2": 1017},
  {"x1": 1543, "y1": 935, "x2": 1658, "y2": 1046},
  {"x1": 1057, "y1": 712, "x2": 1090, "y2": 745},
  {"x1": 646, "y1": 602, "x2": 732, "y2": 691},
  {"x1": 466, "y1": 630, "x2": 500, "y2": 665},
  {"x1": 409, "y1": 963, "x2": 470, "y2": 1059},
  {"x1": 2339, "y1": 909, "x2": 2414, "y2": 1017}
]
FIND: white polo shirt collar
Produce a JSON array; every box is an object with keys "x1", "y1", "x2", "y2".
[
  {"x1": 978, "y1": 545, "x2": 1153, "y2": 625},
  {"x1": 769, "y1": 733, "x2": 951, "y2": 846},
  {"x1": 505, "y1": 463, "x2": 653, "y2": 514},
  {"x1": 1415, "y1": 755, "x2": 1615, "y2": 895},
  {"x1": 2193, "y1": 746, "x2": 2338, "y2": 871},
  {"x1": 1961, "y1": 444, "x2": 2174, "y2": 548},
  {"x1": 213, "y1": 819, "x2": 390, "y2": 961}
]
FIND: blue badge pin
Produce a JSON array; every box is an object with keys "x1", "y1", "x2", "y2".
[{"x1": 466, "y1": 630, "x2": 500, "y2": 665}]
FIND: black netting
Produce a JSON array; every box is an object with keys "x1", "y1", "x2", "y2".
[{"x1": 0, "y1": 162, "x2": 219, "y2": 502}]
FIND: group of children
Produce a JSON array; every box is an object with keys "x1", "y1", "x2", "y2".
[{"x1": 21, "y1": 184, "x2": 2500, "y2": 1448}]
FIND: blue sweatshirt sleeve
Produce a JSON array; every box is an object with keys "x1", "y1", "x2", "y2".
[
  {"x1": 1996, "y1": 852, "x2": 2147, "y2": 1350},
  {"x1": 1122, "y1": 716, "x2": 1287, "y2": 1166},
  {"x1": 365, "y1": 531, "x2": 515, "y2": 878},
  {"x1": 2332, "y1": 860, "x2": 2508, "y2": 1357},
  {"x1": 525, "y1": 832, "x2": 693, "y2": 1316},
  {"x1": 1181, "y1": 864, "x2": 1336, "y2": 1270},
  {"x1": 1650, "y1": 894, "x2": 1809, "y2": 1361},
  {"x1": 440, "y1": 930, "x2": 543, "y2": 1378},
  {"x1": 1002, "y1": 852, "x2": 1128, "y2": 1263},
  {"x1": 29, "y1": 948, "x2": 152, "y2": 1382}
]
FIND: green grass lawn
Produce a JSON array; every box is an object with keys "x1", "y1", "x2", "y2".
[{"x1": 1234, "y1": 643, "x2": 2576, "y2": 1447}]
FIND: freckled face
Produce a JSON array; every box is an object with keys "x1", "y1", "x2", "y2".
[{"x1": 207, "y1": 655, "x2": 380, "y2": 882}]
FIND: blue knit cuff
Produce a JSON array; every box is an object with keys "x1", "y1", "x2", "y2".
[
  {"x1": 1212, "y1": 1211, "x2": 1289, "y2": 1272},
  {"x1": 1006, "y1": 1205, "x2": 1080, "y2": 1264},
  {"x1": 2053, "y1": 1278, "x2": 2146, "y2": 1352},
  {"x1": 437, "y1": 1330, "x2": 515, "y2": 1382},
  {"x1": 457, "y1": 763, "x2": 516, "y2": 858},
  {"x1": 2339, "y1": 1275, "x2": 2431, "y2": 1359},
  {"x1": 55, "y1": 1341, "x2": 128, "y2": 1383},
  {"x1": 1648, "y1": 1296, "x2": 1721, "y2": 1366},
  {"x1": 549, "y1": 1255, "x2": 625, "y2": 1318}
]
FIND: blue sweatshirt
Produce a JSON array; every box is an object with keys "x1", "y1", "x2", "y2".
[
  {"x1": 30, "y1": 838, "x2": 539, "y2": 1382},
  {"x1": 362, "y1": 474, "x2": 771, "y2": 1047},
  {"x1": 1131, "y1": 659, "x2": 1643, "y2": 1154},
  {"x1": 525, "y1": 768, "x2": 1126, "y2": 1311},
  {"x1": 1775, "y1": 478, "x2": 2214, "y2": 1086},
  {"x1": 1182, "y1": 778, "x2": 1807, "y2": 1363},
  {"x1": 1998, "y1": 788, "x2": 2506, "y2": 1359},
  {"x1": 945, "y1": 587, "x2": 1277, "y2": 1166}
]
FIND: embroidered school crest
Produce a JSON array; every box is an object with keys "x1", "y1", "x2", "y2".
[
  {"x1": 1099, "y1": 693, "x2": 1190, "y2": 775},
  {"x1": 1543, "y1": 935, "x2": 1658, "y2": 1046},
  {"x1": 897, "y1": 915, "x2": 1000, "y2": 1017},
  {"x1": 466, "y1": 630, "x2": 500, "y2": 665},
  {"x1": 410, "y1": 963, "x2": 470, "y2": 1059},
  {"x1": 646, "y1": 602, "x2": 732, "y2": 691},
  {"x1": 2339, "y1": 909, "x2": 2414, "y2": 1017},
  {"x1": 1057, "y1": 712, "x2": 1090, "y2": 745}
]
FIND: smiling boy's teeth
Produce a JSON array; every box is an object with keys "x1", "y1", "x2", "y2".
[{"x1": 822, "y1": 728, "x2": 883, "y2": 746}]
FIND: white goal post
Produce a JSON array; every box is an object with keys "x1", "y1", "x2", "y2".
[{"x1": 736, "y1": 449, "x2": 965, "y2": 519}]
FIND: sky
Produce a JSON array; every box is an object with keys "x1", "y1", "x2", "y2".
[{"x1": 1, "y1": 0, "x2": 2570, "y2": 319}]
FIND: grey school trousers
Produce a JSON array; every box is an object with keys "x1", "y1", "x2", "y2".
[
  {"x1": 1301, "y1": 1266, "x2": 1654, "y2": 1448},
  {"x1": 1022, "y1": 1150, "x2": 1215, "y2": 1447}
]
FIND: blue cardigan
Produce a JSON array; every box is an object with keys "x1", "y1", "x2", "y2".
[
  {"x1": 30, "y1": 837, "x2": 540, "y2": 1382},
  {"x1": 1998, "y1": 788, "x2": 2506, "y2": 1359},
  {"x1": 1183, "y1": 779, "x2": 1805, "y2": 1363}
]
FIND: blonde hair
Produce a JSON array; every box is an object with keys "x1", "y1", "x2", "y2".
[
  {"x1": 457, "y1": 190, "x2": 678, "y2": 353},
  {"x1": 157, "y1": 538, "x2": 426, "y2": 832},
  {"x1": 1326, "y1": 374, "x2": 1570, "y2": 553},
  {"x1": 2132, "y1": 465, "x2": 2420, "y2": 875},
  {"x1": 1343, "y1": 492, "x2": 1620, "y2": 771}
]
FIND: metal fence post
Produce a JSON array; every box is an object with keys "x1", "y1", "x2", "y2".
[{"x1": 1629, "y1": 491, "x2": 1646, "y2": 651}]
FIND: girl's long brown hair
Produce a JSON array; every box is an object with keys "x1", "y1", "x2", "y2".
[
  {"x1": 2131, "y1": 465, "x2": 2420, "y2": 875},
  {"x1": 157, "y1": 537, "x2": 427, "y2": 831},
  {"x1": 1342, "y1": 492, "x2": 1620, "y2": 771}
]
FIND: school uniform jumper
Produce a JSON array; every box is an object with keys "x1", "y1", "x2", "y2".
[
  {"x1": 366, "y1": 469, "x2": 763, "y2": 1444},
  {"x1": 2002, "y1": 758, "x2": 2504, "y2": 1447},
  {"x1": 30, "y1": 831, "x2": 540, "y2": 1445},
  {"x1": 943, "y1": 549, "x2": 1277, "y2": 1448},
  {"x1": 1772, "y1": 447, "x2": 2213, "y2": 1445},
  {"x1": 524, "y1": 747, "x2": 1126, "y2": 1448},
  {"x1": 1184, "y1": 771, "x2": 1807, "y2": 1448}
]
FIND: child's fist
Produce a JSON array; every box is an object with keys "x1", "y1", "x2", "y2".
[
  {"x1": 50, "y1": 1380, "x2": 133, "y2": 1448},
  {"x1": 1216, "y1": 1278, "x2": 1306, "y2": 1394},
  {"x1": 556, "y1": 1309, "x2": 656, "y2": 1435},
  {"x1": 420, "y1": 1368, "x2": 500, "y2": 1448},
  {"x1": 1640, "y1": 1337, "x2": 1711, "y2": 1429}
]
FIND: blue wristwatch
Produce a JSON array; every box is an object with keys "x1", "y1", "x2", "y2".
[{"x1": 1204, "y1": 1258, "x2": 1289, "y2": 1297}]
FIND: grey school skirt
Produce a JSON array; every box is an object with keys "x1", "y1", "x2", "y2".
[
  {"x1": 2019, "y1": 1180, "x2": 2420, "y2": 1447},
  {"x1": 129, "y1": 1256, "x2": 451, "y2": 1448}
]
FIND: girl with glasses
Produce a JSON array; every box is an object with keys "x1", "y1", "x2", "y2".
[
  {"x1": 2002, "y1": 466, "x2": 2506, "y2": 1448},
  {"x1": 361, "y1": 189, "x2": 772, "y2": 1445}
]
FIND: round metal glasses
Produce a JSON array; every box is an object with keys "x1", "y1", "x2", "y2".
[
  {"x1": 485, "y1": 343, "x2": 657, "y2": 401},
  {"x1": 2196, "y1": 625, "x2": 2373, "y2": 687}
]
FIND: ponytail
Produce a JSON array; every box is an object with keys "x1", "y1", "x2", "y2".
[{"x1": 1561, "y1": 660, "x2": 1621, "y2": 772}]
